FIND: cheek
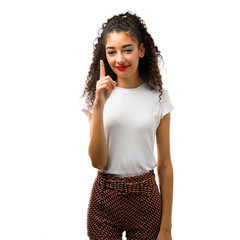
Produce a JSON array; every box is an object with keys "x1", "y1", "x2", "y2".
[
  {"x1": 106, "y1": 57, "x2": 117, "y2": 73},
  {"x1": 106, "y1": 56, "x2": 114, "y2": 66},
  {"x1": 129, "y1": 54, "x2": 139, "y2": 66}
]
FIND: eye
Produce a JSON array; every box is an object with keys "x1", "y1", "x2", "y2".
[
  {"x1": 124, "y1": 49, "x2": 133, "y2": 53},
  {"x1": 107, "y1": 51, "x2": 115, "y2": 55}
]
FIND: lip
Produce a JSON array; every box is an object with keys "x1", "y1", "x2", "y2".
[{"x1": 116, "y1": 65, "x2": 129, "y2": 71}]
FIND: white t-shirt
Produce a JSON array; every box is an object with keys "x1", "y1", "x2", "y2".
[{"x1": 81, "y1": 82, "x2": 174, "y2": 177}]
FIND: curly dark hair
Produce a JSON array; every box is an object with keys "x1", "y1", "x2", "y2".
[{"x1": 81, "y1": 11, "x2": 165, "y2": 110}]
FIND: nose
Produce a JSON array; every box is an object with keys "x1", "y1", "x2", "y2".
[{"x1": 116, "y1": 52, "x2": 125, "y2": 64}]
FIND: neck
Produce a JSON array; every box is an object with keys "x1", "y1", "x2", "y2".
[{"x1": 116, "y1": 71, "x2": 143, "y2": 89}]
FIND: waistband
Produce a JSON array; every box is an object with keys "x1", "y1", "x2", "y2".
[{"x1": 97, "y1": 170, "x2": 155, "y2": 195}]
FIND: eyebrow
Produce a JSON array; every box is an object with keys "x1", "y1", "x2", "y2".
[{"x1": 106, "y1": 44, "x2": 134, "y2": 49}]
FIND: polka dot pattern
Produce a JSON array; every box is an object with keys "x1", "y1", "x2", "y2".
[{"x1": 87, "y1": 170, "x2": 162, "y2": 239}]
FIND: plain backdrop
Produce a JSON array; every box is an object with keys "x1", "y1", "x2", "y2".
[{"x1": 0, "y1": 0, "x2": 240, "y2": 239}]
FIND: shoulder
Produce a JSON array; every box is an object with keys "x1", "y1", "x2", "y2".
[
  {"x1": 146, "y1": 84, "x2": 168, "y2": 94},
  {"x1": 147, "y1": 85, "x2": 169, "y2": 103},
  {"x1": 155, "y1": 86, "x2": 168, "y2": 95}
]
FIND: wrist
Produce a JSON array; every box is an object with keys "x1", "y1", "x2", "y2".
[
  {"x1": 93, "y1": 101, "x2": 104, "y2": 110},
  {"x1": 160, "y1": 223, "x2": 172, "y2": 232}
]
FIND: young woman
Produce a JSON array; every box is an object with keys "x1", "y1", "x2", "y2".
[{"x1": 81, "y1": 11, "x2": 174, "y2": 240}]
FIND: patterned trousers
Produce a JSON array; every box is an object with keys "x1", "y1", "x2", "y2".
[{"x1": 87, "y1": 170, "x2": 162, "y2": 240}]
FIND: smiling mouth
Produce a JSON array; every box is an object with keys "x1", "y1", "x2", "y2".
[{"x1": 116, "y1": 65, "x2": 129, "y2": 71}]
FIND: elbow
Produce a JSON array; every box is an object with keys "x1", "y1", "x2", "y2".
[
  {"x1": 157, "y1": 161, "x2": 173, "y2": 172},
  {"x1": 88, "y1": 152, "x2": 107, "y2": 170},
  {"x1": 91, "y1": 161, "x2": 105, "y2": 170},
  {"x1": 88, "y1": 146, "x2": 108, "y2": 170}
]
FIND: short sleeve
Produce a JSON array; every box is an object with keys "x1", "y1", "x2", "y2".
[
  {"x1": 159, "y1": 88, "x2": 174, "y2": 119},
  {"x1": 81, "y1": 94, "x2": 93, "y2": 117}
]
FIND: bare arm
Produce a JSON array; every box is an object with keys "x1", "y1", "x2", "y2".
[
  {"x1": 156, "y1": 112, "x2": 173, "y2": 235},
  {"x1": 87, "y1": 104, "x2": 108, "y2": 170},
  {"x1": 87, "y1": 60, "x2": 116, "y2": 170}
]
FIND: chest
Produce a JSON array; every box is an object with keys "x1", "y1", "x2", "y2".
[{"x1": 103, "y1": 91, "x2": 159, "y2": 133}]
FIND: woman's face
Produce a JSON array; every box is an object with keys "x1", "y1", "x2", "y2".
[{"x1": 105, "y1": 31, "x2": 145, "y2": 79}]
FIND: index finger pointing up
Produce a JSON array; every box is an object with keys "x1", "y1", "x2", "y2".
[{"x1": 100, "y1": 60, "x2": 105, "y2": 79}]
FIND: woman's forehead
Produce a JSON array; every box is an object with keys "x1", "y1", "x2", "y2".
[{"x1": 105, "y1": 31, "x2": 138, "y2": 47}]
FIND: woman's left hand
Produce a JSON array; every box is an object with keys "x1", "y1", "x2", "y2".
[{"x1": 157, "y1": 229, "x2": 172, "y2": 240}]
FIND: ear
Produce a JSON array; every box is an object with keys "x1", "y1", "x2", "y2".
[{"x1": 139, "y1": 43, "x2": 145, "y2": 58}]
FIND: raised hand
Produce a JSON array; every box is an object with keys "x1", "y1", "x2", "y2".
[{"x1": 94, "y1": 60, "x2": 117, "y2": 107}]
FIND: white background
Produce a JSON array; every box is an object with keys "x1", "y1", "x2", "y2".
[{"x1": 0, "y1": 0, "x2": 240, "y2": 239}]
